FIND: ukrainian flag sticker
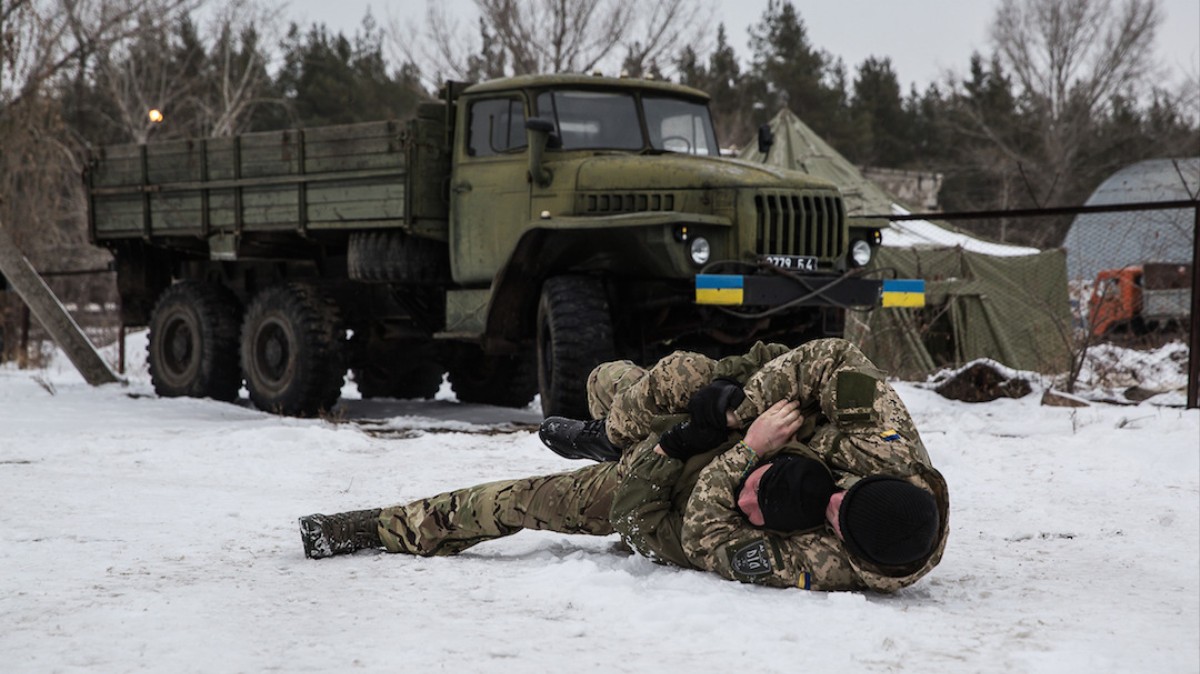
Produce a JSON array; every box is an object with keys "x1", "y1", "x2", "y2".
[
  {"x1": 695, "y1": 274, "x2": 744, "y2": 305},
  {"x1": 881, "y1": 279, "x2": 926, "y2": 308}
]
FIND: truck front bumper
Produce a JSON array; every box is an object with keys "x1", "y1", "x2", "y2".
[{"x1": 695, "y1": 274, "x2": 925, "y2": 309}]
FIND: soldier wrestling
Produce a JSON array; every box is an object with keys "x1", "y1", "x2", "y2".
[{"x1": 298, "y1": 338, "x2": 949, "y2": 593}]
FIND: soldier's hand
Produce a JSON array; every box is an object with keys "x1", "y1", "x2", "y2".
[
  {"x1": 688, "y1": 378, "x2": 746, "y2": 430},
  {"x1": 656, "y1": 420, "x2": 729, "y2": 460},
  {"x1": 742, "y1": 399, "x2": 804, "y2": 458}
]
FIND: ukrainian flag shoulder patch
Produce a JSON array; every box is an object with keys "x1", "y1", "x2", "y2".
[{"x1": 880, "y1": 429, "x2": 901, "y2": 442}]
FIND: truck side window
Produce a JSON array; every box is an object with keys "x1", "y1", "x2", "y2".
[{"x1": 467, "y1": 98, "x2": 527, "y2": 157}]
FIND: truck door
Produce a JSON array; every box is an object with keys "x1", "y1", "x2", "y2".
[{"x1": 450, "y1": 94, "x2": 531, "y2": 285}]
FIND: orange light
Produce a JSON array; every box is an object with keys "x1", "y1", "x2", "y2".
[{"x1": 148, "y1": 109, "x2": 164, "y2": 123}]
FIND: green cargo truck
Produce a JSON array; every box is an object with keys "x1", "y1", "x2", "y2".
[{"x1": 87, "y1": 74, "x2": 903, "y2": 418}]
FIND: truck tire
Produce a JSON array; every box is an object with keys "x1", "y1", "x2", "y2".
[
  {"x1": 348, "y1": 230, "x2": 450, "y2": 284},
  {"x1": 446, "y1": 345, "x2": 538, "y2": 408},
  {"x1": 537, "y1": 275, "x2": 616, "y2": 419},
  {"x1": 147, "y1": 281, "x2": 242, "y2": 402},
  {"x1": 240, "y1": 284, "x2": 346, "y2": 417},
  {"x1": 352, "y1": 338, "x2": 444, "y2": 399}
]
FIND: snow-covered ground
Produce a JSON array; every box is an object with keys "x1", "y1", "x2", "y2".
[{"x1": 1, "y1": 333, "x2": 1197, "y2": 673}]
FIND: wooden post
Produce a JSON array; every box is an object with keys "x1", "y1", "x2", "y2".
[{"x1": 0, "y1": 218, "x2": 122, "y2": 385}]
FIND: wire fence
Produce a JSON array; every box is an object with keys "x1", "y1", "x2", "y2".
[
  {"x1": 1, "y1": 267, "x2": 123, "y2": 371},
  {"x1": 862, "y1": 199, "x2": 1198, "y2": 409},
  {"x1": 3, "y1": 202, "x2": 1197, "y2": 408}
]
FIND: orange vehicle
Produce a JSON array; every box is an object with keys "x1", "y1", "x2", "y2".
[{"x1": 1089, "y1": 263, "x2": 1192, "y2": 337}]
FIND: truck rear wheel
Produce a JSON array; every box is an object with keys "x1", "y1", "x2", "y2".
[
  {"x1": 446, "y1": 345, "x2": 537, "y2": 408},
  {"x1": 537, "y1": 275, "x2": 615, "y2": 419},
  {"x1": 147, "y1": 281, "x2": 242, "y2": 401},
  {"x1": 240, "y1": 284, "x2": 346, "y2": 417}
]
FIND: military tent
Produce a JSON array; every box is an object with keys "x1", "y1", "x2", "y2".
[{"x1": 740, "y1": 109, "x2": 1072, "y2": 378}]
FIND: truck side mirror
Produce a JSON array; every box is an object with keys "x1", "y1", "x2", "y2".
[
  {"x1": 525, "y1": 118, "x2": 556, "y2": 187},
  {"x1": 757, "y1": 124, "x2": 775, "y2": 155}
]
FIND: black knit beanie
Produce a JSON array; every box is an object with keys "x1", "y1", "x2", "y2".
[
  {"x1": 838, "y1": 475, "x2": 940, "y2": 568},
  {"x1": 756, "y1": 455, "x2": 837, "y2": 532}
]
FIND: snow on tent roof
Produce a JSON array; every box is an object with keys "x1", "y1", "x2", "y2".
[
  {"x1": 884, "y1": 204, "x2": 1039, "y2": 257},
  {"x1": 740, "y1": 109, "x2": 1038, "y2": 257},
  {"x1": 1063, "y1": 157, "x2": 1199, "y2": 280}
]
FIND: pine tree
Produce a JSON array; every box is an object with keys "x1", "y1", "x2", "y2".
[
  {"x1": 849, "y1": 57, "x2": 910, "y2": 167},
  {"x1": 270, "y1": 15, "x2": 424, "y2": 129},
  {"x1": 744, "y1": 0, "x2": 854, "y2": 153}
]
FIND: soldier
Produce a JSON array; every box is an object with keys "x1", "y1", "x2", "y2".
[{"x1": 299, "y1": 339, "x2": 949, "y2": 593}]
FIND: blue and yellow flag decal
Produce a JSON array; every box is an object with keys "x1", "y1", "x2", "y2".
[
  {"x1": 695, "y1": 274, "x2": 744, "y2": 305},
  {"x1": 881, "y1": 279, "x2": 925, "y2": 308}
]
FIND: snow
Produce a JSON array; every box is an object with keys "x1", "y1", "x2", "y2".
[
  {"x1": 882, "y1": 204, "x2": 1042, "y2": 257},
  {"x1": 2, "y1": 332, "x2": 1197, "y2": 673}
]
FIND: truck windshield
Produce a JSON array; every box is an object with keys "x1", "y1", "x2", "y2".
[
  {"x1": 537, "y1": 91, "x2": 642, "y2": 150},
  {"x1": 536, "y1": 90, "x2": 718, "y2": 155},
  {"x1": 643, "y1": 96, "x2": 719, "y2": 156}
]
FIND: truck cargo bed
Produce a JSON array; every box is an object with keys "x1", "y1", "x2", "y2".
[{"x1": 88, "y1": 118, "x2": 448, "y2": 242}]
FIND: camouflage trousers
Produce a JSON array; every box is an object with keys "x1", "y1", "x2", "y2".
[
  {"x1": 376, "y1": 351, "x2": 717, "y2": 557},
  {"x1": 588, "y1": 351, "x2": 717, "y2": 447},
  {"x1": 379, "y1": 463, "x2": 618, "y2": 556}
]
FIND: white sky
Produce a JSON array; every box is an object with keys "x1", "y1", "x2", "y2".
[{"x1": 279, "y1": 0, "x2": 1200, "y2": 92}]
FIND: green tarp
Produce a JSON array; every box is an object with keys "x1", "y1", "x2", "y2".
[{"x1": 846, "y1": 247, "x2": 1073, "y2": 378}]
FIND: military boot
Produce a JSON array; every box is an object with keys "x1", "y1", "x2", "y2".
[
  {"x1": 538, "y1": 417, "x2": 622, "y2": 462},
  {"x1": 298, "y1": 508, "x2": 383, "y2": 559}
]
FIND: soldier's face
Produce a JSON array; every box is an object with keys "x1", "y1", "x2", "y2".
[
  {"x1": 825, "y1": 490, "x2": 846, "y2": 539},
  {"x1": 736, "y1": 464, "x2": 772, "y2": 526}
]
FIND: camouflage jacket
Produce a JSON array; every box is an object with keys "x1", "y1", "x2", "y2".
[
  {"x1": 612, "y1": 339, "x2": 949, "y2": 593},
  {"x1": 608, "y1": 342, "x2": 790, "y2": 569}
]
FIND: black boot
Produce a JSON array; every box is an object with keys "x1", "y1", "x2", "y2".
[
  {"x1": 298, "y1": 508, "x2": 383, "y2": 559},
  {"x1": 538, "y1": 417, "x2": 622, "y2": 462}
]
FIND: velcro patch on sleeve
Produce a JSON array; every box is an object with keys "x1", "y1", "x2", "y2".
[
  {"x1": 835, "y1": 371, "x2": 879, "y2": 426},
  {"x1": 880, "y1": 429, "x2": 901, "y2": 442},
  {"x1": 727, "y1": 539, "x2": 773, "y2": 582}
]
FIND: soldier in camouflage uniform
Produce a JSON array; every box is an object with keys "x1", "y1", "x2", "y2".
[{"x1": 299, "y1": 339, "x2": 948, "y2": 594}]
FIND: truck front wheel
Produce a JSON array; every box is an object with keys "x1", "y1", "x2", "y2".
[
  {"x1": 537, "y1": 275, "x2": 615, "y2": 419},
  {"x1": 147, "y1": 281, "x2": 242, "y2": 401},
  {"x1": 240, "y1": 284, "x2": 346, "y2": 417}
]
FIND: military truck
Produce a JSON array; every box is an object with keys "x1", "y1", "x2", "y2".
[{"x1": 87, "y1": 74, "x2": 899, "y2": 418}]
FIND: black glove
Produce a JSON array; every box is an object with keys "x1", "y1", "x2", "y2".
[
  {"x1": 658, "y1": 420, "x2": 729, "y2": 460},
  {"x1": 688, "y1": 378, "x2": 746, "y2": 430}
]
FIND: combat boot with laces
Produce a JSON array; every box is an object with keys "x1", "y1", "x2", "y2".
[
  {"x1": 538, "y1": 417, "x2": 622, "y2": 462},
  {"x1": 299, "y1": 508, "x2": 383, "y2": 559}
]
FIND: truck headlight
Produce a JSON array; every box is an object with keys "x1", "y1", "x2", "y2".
[
  {"x1": 689, "y1": 237, "x2": 711, "y2": 266},
  {"x1": 849, "y1": 239, "x2": 872, "y2": 267}
]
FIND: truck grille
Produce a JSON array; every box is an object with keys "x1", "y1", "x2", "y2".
[
  {"x1": 754, "y1": 192, "x2": 845, "y2": 259},
  {"x1": 582, "y1": 192, "x2": 676, "y2": 214}
]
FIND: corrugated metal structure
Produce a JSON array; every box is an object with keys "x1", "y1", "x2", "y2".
[{"x1": 1063, "y1": 158, "x2": 1199, "y2": 281}]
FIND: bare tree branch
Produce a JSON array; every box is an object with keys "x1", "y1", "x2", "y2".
[{"x1": 390, "y1": 0, "x2": 713, "y2": 88}]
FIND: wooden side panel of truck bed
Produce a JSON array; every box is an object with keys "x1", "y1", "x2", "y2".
[{"x1": 88, "y1": 118, "x2": 447, "y2": 240}]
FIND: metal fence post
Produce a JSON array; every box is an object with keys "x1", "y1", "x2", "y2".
[{"x1": 1188, "y1": 204, "x2": 1199, "y2": 410}]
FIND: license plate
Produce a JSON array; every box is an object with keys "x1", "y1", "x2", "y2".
[{"x1": 759, "y1": 254, "x2": 818, "y2": 271}]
